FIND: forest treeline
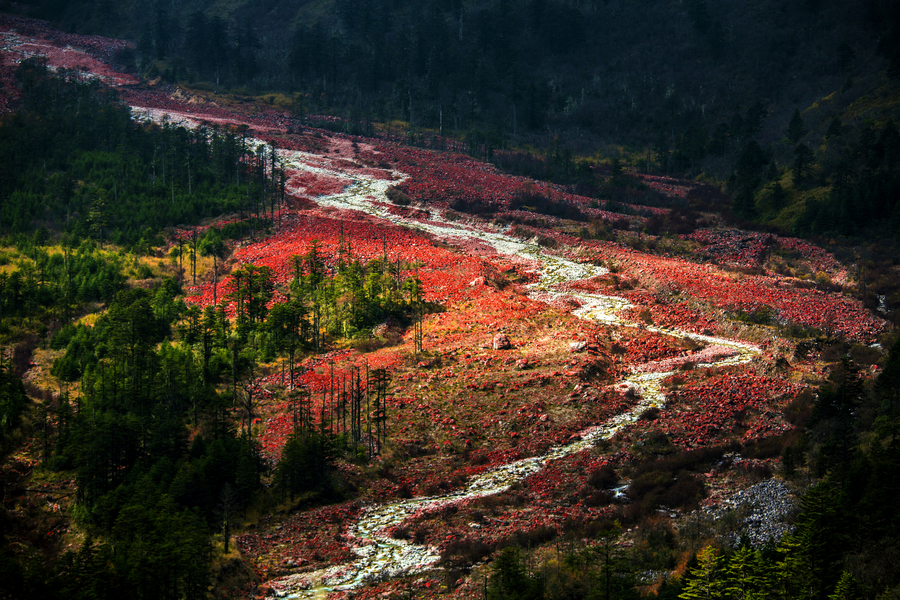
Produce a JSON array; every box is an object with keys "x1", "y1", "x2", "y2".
[
  {"x1": 0, "y1": 58, "x2": 285, "y2": 248},
  {"x1": 14, "y1": 0, "x2": 900, "y2": 245},
  {"x1": 0, "y1": 65, "x2": 431, "y2": 599},
  {"x1": 0, "y1": 247, "x2": 426, "y2": 597},
  {"x1": 21, "y1": 0, "x2": 897, "y2": 145}
]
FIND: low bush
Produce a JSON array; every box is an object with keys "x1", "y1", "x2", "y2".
[
  {"x1": 587, "y1": 464, "x2": 619, "y2": 489},
  {"x1": 386, "y1": 186, "x2": 412, "y2": 205},
  {"x1": 738, "y1": 461, "x2": 773, "y2": 479},
  {"x1": 440, "y1": 537, "x2": 493, "y2": 567},
  {"x1": 449, "y1": 197, "x2": 496, "y2": 215},
  {"x1": 634, "y1": 443, "x2": 738, "y2": 477},
  {"x1": 508, "y1": 189, "x2": 587, "y2": 222},
  {"x1": 582, "y1": 490, "x2": 614, "y2": 507},
  {"x1": 640, "y1": 407, "x2": 661, "y2": 421},
  {"x1": 783, "y1": 389, "x2": 815, "y2": 426},
  {"x1": 499, "y1": 525, "x2": 557, "y2": 550},
  {"x1": 742, "y1": 431, "x2": 799, "y2": 459},
  {"x1": 628, "y1": 469, "x2": 705, "y2": 514}
]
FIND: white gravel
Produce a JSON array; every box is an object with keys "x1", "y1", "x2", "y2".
[
  {"x1": 709, "y1": 478, "x2": 798, "y2": 547},
  {"x1": 264, "y1": 151, "x2": 762, "y2": 598}
]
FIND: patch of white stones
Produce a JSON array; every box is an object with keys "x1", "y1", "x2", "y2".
[{"x1": 264, "y1": 151, "x2": 761, "y2": 598}]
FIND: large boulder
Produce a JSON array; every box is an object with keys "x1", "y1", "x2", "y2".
[{"x1": 493, "y1": 333, "x2": 512, "y2": 350}]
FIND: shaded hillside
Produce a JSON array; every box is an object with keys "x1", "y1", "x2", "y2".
[
  {"x1": 13, "y1": 1, "x2": 897, "y2": 143},
  {"x1": 9, "y1": 0, "x2": 900, "y2": 243}
]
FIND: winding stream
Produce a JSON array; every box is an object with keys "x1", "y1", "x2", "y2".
[
  {"x1": 124, "y1": 107, "x2": 762, "y2": 596},
  {"x1": 264, "y1": 151, "x2": 760, "y2": 597}
]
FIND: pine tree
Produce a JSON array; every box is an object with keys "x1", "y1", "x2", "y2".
[
  {"x1": 733, "y1": 140, "x2": 766, "y2": 219},
  {"x1": 777, "y1": 532, "x2": 817, "y2": 600},
  {"x1": 488, "y1": 546, "x2": 544, "y2": 600},
  {"x1": 199, "y1": 227, "x2": 226, "y2": 305},
  {"x1": 680, "y1": 545, "x2": 725, "y2": 600},
  {"x1": 793, "y1": 144, "x2": 814, "y2": 186},
  {"x1": 368, "y1": 368, "x2": 390, "y2": 454},
  {"x1": 826, "y1": 117, "x2": 843, "y2": 139},
  {"x1": 829, "y1": 571, "x2": 862, "y2": 600},
  {"x1": 771, "y1": 182, "x2": 787, "y2": 209},
  {"x1": 0, "y1": 354, "x2": 28, "y2": 446},
  {"x1": 724, "y1": 546, "x2": 772, "y2": 600},
  {"x1": 788, "y1": 108, "x2": 807, "y2": 144}
]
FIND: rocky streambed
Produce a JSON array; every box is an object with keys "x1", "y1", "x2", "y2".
[{"x1": 264, "y1": 152, "x2": 761, "y2": 598}]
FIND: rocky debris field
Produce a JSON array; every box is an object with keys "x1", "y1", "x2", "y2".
[{"x1": 707, "y1": 478, "x2": 799, "y2": 547}]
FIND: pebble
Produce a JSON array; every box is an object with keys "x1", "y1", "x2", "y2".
[{"x1": 569, "y1": 341, "x2": 587, "y2": 352}]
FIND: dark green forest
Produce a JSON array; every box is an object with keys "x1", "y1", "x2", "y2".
[
  {"x1": 0, "y1": 58, "x2": 285, "y2": 248},
  {"x1": 11, "y1": 0, "x2": 900, "y2": 244},
  {"x1": 0, "y1": 64, "x2": 429, "y2": 599}
]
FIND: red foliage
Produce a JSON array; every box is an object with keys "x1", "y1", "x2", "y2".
[
  {"x1": 609, "y1": 245, "x2": 882, "y2": 342},
  {"x1": 632, "y1": 373, "x2": 803, "y2": 448},
  {"x1": 236, "y1": 503, "x2": 360, "y2": 572},
  {"x1": 684, "y1": 228, "x2": 848, "y2": 283},
  {"x1": 639, "y1": 174, "x2": 695, "y2": 199},
  {"x1": 0, "y1": 15, "x2": 138, "y2": 92},
  {"x1": 685, "y1": 229, "x2": 774, "y2": 267},
  {"x1": 284, "y1": 169, "x2": 350, "y2": 198},
  {"x1": 621, "y1": 300, "x2": 720, "y2": 335}
]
